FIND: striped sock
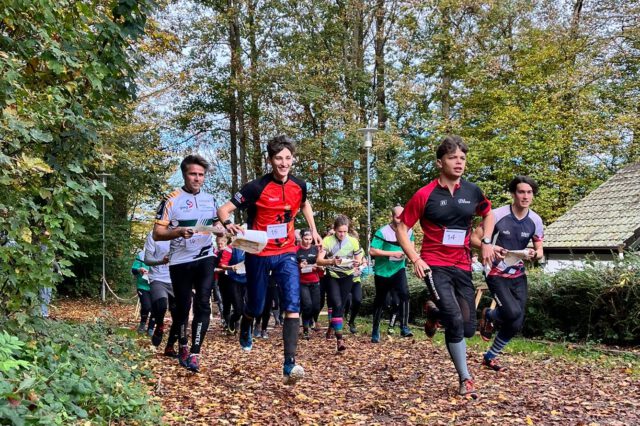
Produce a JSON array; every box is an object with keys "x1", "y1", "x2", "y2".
[
  {"x1": 331, "y1": 317, "x2": 343, "y2": 332},
  {"x1": 485, "y1": 334, "x2": 510, "y2": 360}
]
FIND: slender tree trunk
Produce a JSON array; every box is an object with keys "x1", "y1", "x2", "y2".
[
  {"x1": 374, "y1": 0, "x2": 386, "y2": 130},
  {"x1": 440, "y1": 7, "x2": 452, "y2": 128},
  {"x1": 229, "y1": 0, "x2": 248, "y2": 186},
  {"x1": 247, "y1": 0, "x2": 262, "y2": 178}
]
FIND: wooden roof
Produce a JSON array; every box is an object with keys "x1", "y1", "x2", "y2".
[{"x1": 544, "y1": 163, "x2": 640, "y2": 250}]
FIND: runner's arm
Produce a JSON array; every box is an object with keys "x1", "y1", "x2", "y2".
[
  {"x1": 369, "y1": 247, "x2": 403, "y2": 258},
  {"x1": 396, "y1": 222, "x2": 429, "y2": 279},
  {"x1": 479, "y1": 211, "x2": 496, "y2": 265},
  {"x1": 531, "y1": 240, "x2": 543, "y2": 261},
  {"x1": 153, "y1": 222, "x2": 193, "y2": 241},
  {"x1": 316, "y1": 248, "x2": 338, "y2": 266},
  {"x1": 217, "y1": 201, "x2": 244, "y2": 235}
]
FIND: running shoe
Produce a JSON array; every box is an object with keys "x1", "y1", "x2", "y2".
[
  {"x1": 423, "y1": 300, "x2": 440, "y2": 338},
  {"x1": 400, "y1": 326, "x2": 414, "y2": 338},
  {"x1": 459, "y1": 378, "x2": 478, "y2": 399},
  {"x1": 482, "y1": 357, "x2": 506, "y2": 372},
  {"x1": 336, "y1": 338, "x2": 346, "y2": 352},
  {"x1": 240, "y1": 329, "x2": 253, "y2": 352},
  {"x1": 260, "y1": 330, "x2": 268, "y2": 339},
  {"x1": 479, "y1": 308, "x2": 495, "y2": 342},
  {"x1": 253, "y1": 327, "x2": 261, "y2": 338},
  {"x1": 349, "y1": 323, "x2": 357, "y2": 334},
  {"x1": 282, "y1": 362, "x2": 305, "y2": 385},
  {"x1": 163, "y1": 344, "x2": 178, "y2": 358},
  {"x1": 178, "y1": 345, "x2": 189, "y2": 367},
  {"x1": 186, "y1": 354, "x2": 200, "y2": 373},
  {"x1": 151, "y1": 325, "x2": 164, "y2": 347},
  {"x1": 137, "y1": 324, "x2": 146, "y2": 334},
  {"x1": 303, "y1": 329, "x2": 310, "y2": 340},
  {"x1": 371, "y1": 327, "x2": 380, "y2": 343}
]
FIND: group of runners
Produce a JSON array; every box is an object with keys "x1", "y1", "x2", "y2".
[{"x1": 135, "y1": 134, "x2": 544, "y2": 398}]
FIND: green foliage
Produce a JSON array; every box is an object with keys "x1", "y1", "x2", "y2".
[
  {"x1": 0, "y1": 0, "x2": 158, "y2": 312},
  {"x1": 0, "y1": 319, "x2": 161, "y2": 424},
  {"x1": 524, "y1": 256, "x2": 640, "y2": 345}
]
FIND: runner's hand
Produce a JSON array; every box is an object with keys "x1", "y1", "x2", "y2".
[
  {"x1": 178, "y1": 227, "x2": 194, "y2": 239},
  {"x1": 226, "y1": 223, "x2": 245, "y2": 236},
  {"x1": 525, "y1": 248, "x2": 536, "y2": 260},
  {"x1": 481, "y1": 243, "x2": 495, "y2": 266},
  {"x1": 493, "y1": 245, "x2": 506, "y2": 260},
  {"x1": 162, "y1": 255, "x2": 170, "y2": 264},
  {"x1": 413, "y1": 258, "x2": 430, "y2": 279},
  {"x1": 312, "y1": 230, "x2": 322, "y2": 247},
  {"x1": 210, "y1": 224, "x2": 226, "y2": 236}
]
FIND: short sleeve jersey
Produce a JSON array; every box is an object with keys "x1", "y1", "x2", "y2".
[
  {"x1": 296, "y1": 245, "x2": 320, "y2": 284},
  {"x1": 131, "y1": 253, "x2": 150, "y2": 291},
  {"x1": 144, "y1": 231, "x2": 171, "y2": 284},
  {"x1": 155, "y1": 188, "x2": 218, "y2": 266},
  {"x1": 322, "y1": 234, "x2": 363, "y2": 278},
  {"x1": 400, "y1": 179, "x2": 491, "y2": 271},
  {"x1": 371, "y1": 224, "x2": 414, "y2": 278},
  {"x1": 488, "y1": 205, "x2": 544, "y2": 278},
  {"x1": 230, "y1": 173, "x2": 307, "y2": 257}
]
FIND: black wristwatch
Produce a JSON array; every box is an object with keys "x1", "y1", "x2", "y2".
[
  {"x1": 481, "y1": 237, "x2": 492, "y2": 245},
  {"x1": 222, "y1": 219, "x2": 233, "y2": 229}
]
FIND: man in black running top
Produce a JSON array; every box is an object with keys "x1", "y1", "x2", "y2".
[{"x1": 396, "y1": 135, "x2": 496, "y2": 399}]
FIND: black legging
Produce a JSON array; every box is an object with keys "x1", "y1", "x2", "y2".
[
  {"x1": 372, "y1": 269, "x2": 410, "y2": 330},
  {"x1": 169, "y1": 257, "x2": 215, "y2": 354},
  {"x1": 486, "y1": 275, "x2": 528, "y2": 340},
  {"x1": 427, "y1": 266, "x2": 476, "y2": 344},
  {"x1": 137, "y1": 289, "x2": 153, "y2": 329},
  {"x1": 344, "y1": 280, "x2": 362, "y2": 325},
  {"x1": 327, "y1": 275, "x2": 353, "y2": 330},
  {"x1": 219, "y1": 275, "x2": 246, "y2": 328},
  {"x1": 315, "y1": 275, "x2": 330, "y2": 323},
  {"x1": 300, "y1": 282, "x2": 321, "y2": 326},
  {"x1": 256, "y1": 279, "x2": 277, "y2": 331}
]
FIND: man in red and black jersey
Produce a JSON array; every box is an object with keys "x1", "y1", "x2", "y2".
[
  {"x1": 396, "y1": 135, "x2": 496, "y2": 399},
  {"x1": 217, "y1": 135, "x2": 322, "y2": 385}
]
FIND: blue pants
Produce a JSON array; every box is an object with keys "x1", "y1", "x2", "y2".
[{"x1": 244, "y1": 252, "x2": 300, "y2": 317}]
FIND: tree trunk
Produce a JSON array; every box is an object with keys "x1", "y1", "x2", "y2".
[
  {"x1": 247, "y1": 0, "x2": 262, "y2": 178},
  {"x1": 229, "y1": 0, "x2": 248, "y2": 186},
  {"x1": 374, "y1": 0, "x2": 386, "y2": 129}
]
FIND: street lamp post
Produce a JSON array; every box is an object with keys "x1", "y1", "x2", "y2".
[
  {"x1": 358, "y1": 126, "x2": 377, "y2": 269},
  {"x1": 97, "y1": 172, "x2": 111, "y2": 302}
]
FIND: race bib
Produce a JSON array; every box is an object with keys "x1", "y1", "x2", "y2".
[
  {"x1": 267, "y1": 223, "x2": 287, "y2": 239},
  {"x1": 184, "y1": 233, "x2": 210, "y2": 249},
  {"x1": 442, "y1": 229, "x2": 466, "y2": 246},
  {"x1": 301, "y1": 266, "x2": 314, "y2": 274}
]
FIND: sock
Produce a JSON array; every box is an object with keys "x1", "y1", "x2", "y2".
[
  {"x1": 147, "y1": 318, "x2": 156, "y2": 331},
  {"x1": 446, "y1": 340, "x2": 471, "y2": 382},
  {"x1": 283, "y1": 317, "x2": 299, "y2": 363},
  {"x1": 330, "y1": 317, "x2": 343, "y2": 333},
  {"x1": 485, "y1": 331, "x2": 510, "y2": 360},
  {"x1": 240, "y1": 315, "x2": 252, "y2": 336},
  {"x1": 327, "y1": 308, "x2": 333, "y2": 324}
]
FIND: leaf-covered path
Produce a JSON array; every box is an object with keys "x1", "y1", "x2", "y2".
[{"x1": 54, "y1": 299, "x2": 639, "y2": 425}]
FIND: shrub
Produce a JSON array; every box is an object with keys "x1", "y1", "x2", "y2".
[
  {"x1": 0, "y1": 319, "x2": 161, "y2": 424},
  {"x1": 524, "y1": 255, "x2": 640, "y2": 345}
]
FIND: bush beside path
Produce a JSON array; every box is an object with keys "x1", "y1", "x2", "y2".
[{"x1": 54, "y1": 299, "x2": 640, "y2": 425}]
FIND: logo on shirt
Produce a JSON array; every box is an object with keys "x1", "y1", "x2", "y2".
[
  {"x1": 458, "y1": 198, "x2": 471, "y2": 204},
  {"x1": 186, "y1": 200, "x2": 194, "y2": 209},
  {"x1": 521, "y1": 232, "x2": 530, "y2": 238},
  {"x1": 502, "y1": 230, "x2": 511, "y2": 235},
  {"x1": 440, "y1": 200, "x2": 447, "y2": 206},
  {"x1": 268, "y1": 197, "x2": 280, "y2": 202},
  {"x1": 234, "y1": 192, "x2": 244, "y2": 203}
]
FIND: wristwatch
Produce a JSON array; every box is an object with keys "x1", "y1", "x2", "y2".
[
  {"x1": 222, "y1": 219, "x2": 233, "y2": 229},
  {"x1": 481, "y1": 237, "x2": 492, "y2": 245}
]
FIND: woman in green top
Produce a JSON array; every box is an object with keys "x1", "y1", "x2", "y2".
[
  {"x1": 317, "y1": 215, "x2": 363, "y2": 352},
  {"x1": 131, "y1": 251, "x2": 155, "y2": 335}
]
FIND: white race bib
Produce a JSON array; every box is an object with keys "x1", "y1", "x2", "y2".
[
  {"x1": 267, "y1": 223, "x2": 287, "y2": 239},
  {"x1": 442, "y1": 229, "x2": 466, "y2": 246},
  {"x1": 301, "y1": 266, "x2": 314, "y2": 274}
]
